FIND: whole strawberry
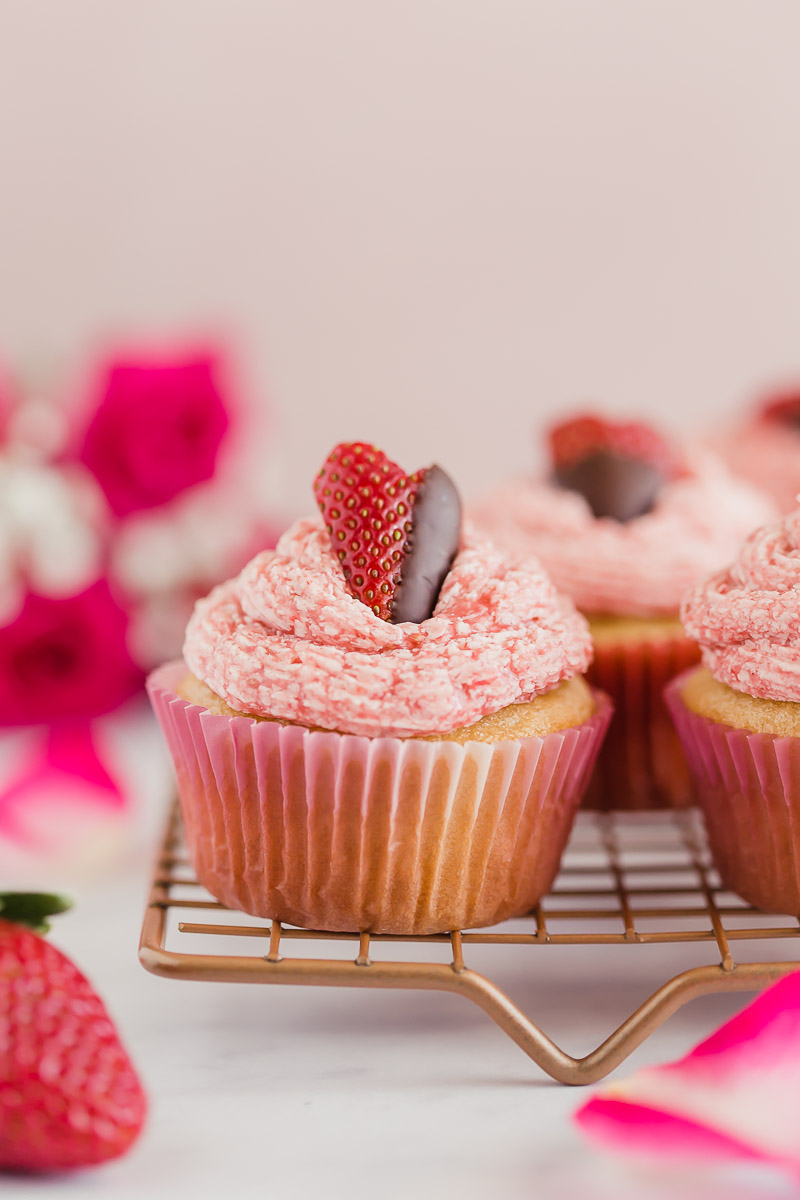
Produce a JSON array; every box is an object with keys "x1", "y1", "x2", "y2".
[{"x1": 0, "y1": 892, "x2": 146, "y2": 1172}]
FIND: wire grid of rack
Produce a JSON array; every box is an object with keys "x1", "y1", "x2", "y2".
[{"x1": 139, "y1": 801, "x2": 800, "y2": 1084}]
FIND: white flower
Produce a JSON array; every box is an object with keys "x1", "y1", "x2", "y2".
[
  {"x1": 113, "y1": 479, "x2": 267, "y2": 596},
  {"x1": 0, "y1": 457, "x2": 107, "y2": 623},
  {"x1": 112, "y1": 478, "x2": 277, "y2": 667},
  {"x1": 5, "y1": 395, "x2": 71, "y2": 463}
]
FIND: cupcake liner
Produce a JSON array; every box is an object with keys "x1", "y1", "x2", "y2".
[
  {"x1": 583, "y1": 633, "x2": 700, "y2": 811},
  {"x1": 147, "y1": 662, "x2": 612, "y2": 935},
  {"x1": 666, "y1": 672, "x2": 800, "y2": 916}
]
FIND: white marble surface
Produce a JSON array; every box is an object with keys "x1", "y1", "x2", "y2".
[{"x1": 4, "y1": 720, "x2": 800, "y2": 1200}]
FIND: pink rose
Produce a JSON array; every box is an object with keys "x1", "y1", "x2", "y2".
[
  {"x1": 0, "y1": 581, "x2": 142, "y2": 725},
  {"x1": 79, "y1": 350, "x2": 230, "y2": 517}
]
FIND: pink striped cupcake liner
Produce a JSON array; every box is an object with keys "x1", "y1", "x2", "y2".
[
  {"x1": 584, "y1": 633, "x2": 701, "y2": 811},
  {"x1": 666, "y1": 671, "x2": 800, "y2": 916},
  {"x1": 148, "y1": 661, "x2": 612, "y2": 935}
]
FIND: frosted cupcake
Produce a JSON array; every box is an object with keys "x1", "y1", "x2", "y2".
[
  {"x1": 148, "y1": 442, "x2": 611, "y2": 935},
  {"x1": 713, "y1": 387, "x2": 800, "y2": 515},
  {"x1": 667, "y1": 509, "x2": 800, "y2": 915},
  {"x1": 472, "y1": 414, "x2": 776, "y2": 811}
]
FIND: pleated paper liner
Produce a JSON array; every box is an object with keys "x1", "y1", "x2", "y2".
[
  {"x1": 147, "y1": 662, "x2": 612, "y2": 936},
  {"x1": 666, "y1": 672, "x2": 800, "y2": 916},
  {"x1": 583, "y1": 632, "x2": 701, "y2": 811}
]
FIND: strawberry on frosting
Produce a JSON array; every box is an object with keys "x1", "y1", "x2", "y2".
[
  {"x1": 472, "y1": 445, "x2": 777, "y2": 617},
  {"x1": 549, "y1": 414, "x2": 684, "y2": 523},
  {"x1": 314, "y1": 442, "x2": 421, "y2": 621},
  {"x1": 549, "y1": 414, "x2": 683, "y2": 478},
  {"x1": 313, "y1": 441, "x2": 462, "y2": 625},
  {"x1": 183, "y1": 516, "x2": 593, "y2": 738},
  {"x1": 760, "y1": 387, "x2": 800, "y2": 427}
]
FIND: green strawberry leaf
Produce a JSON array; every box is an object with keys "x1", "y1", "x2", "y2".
[{"x1": 0, "y1": 892, "x2": 73, "y2": 933}]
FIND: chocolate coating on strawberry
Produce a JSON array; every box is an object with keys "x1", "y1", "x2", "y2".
[
  {"x1": 392, "y1": 465, "x2": 462, "y2": 624},
  {"x1": 549, "y1": 414, "x2": 682, "y2": 522},
  {"x1": 555, "y1": 450, "x2": 664, "y2": 522},
  {"x1": 761, "y1": 390, "x2": 800, "y2": 428},
  {"x1": 314, "y1": 442, "x2": 461, "y2": 624}
]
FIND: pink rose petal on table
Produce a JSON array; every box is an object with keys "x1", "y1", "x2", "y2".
[{"x1": 575, "y1": 973, "x2": 800, "y2": 1175}]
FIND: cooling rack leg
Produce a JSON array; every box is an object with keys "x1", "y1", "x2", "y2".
[{"x1": 449, "y1": 960, "x2": 798, "y2": 1084}]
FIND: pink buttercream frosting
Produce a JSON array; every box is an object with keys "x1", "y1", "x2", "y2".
[
  {"x1": 681, "y1": 509, "x2": 800, "y2": 703},
  {"x1": 183, "y1": 516, "x2": 593, "y2": 737},
  {"x1": 471, "y1": 450, "x2": 776, "y2": 618}
]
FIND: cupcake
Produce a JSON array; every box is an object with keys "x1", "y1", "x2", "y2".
[
  {"x1": 713, "y1": 386, "x2": 800, "y2": 515},
  {"x1": 472, "y1": 414, "x2": 776, "y2": 811},
  {"x1": 667, "y1": 509, "x2": 800, "y2": 915},
  {"x1": 148, "y1": 442, "x2": 610, "y2": 936}
]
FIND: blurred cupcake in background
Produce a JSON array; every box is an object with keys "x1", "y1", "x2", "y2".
[
  {"x1": 472, "y1": 413, "x2": 776, "y2": 811},
  {"x1": 149, "y1": 441, "x2": 611, "y2": 936},
  {"x1": 712, "y1": 385, "x2": 800, "y2": 515},
  {"x1": 667, "y1": 508, "x2": 800, "y2": 915}
]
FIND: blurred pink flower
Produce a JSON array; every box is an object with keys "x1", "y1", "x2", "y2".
[
  {"x1": 0, "y1": 580, "x2": 142, "y2": 725},
  {"x1": 79, "y1": 351, "x2": 230, "y2": 517},
  {"x1": 575, "y1": 972, "x2": 800, "y2": 1177}
]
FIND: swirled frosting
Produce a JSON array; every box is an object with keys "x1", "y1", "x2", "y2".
[
  {"x1": 471, "y1": 450, "x2": 776, "y2": 617},
  {"x1": 183, "y1": 516, "x2": 593, "y2": 737},
  {"x1": 681, "y1": 510, "x2": 800, "y2": 702}
]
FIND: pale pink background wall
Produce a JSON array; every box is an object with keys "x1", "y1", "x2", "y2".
[{"x1": 1, "y1": 0, "x2": 800, "y2": 513}]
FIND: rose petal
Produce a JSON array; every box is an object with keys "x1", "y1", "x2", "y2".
[
  {"x1": 0, "y1": 721, "x2": 125, "y2": 846},
  {"x1": 575, "y1": 973, "x2": 800, "y2": 1173},
  {"x1": 576, "y1": 1098, "x2": 767, "y2": 1165}
]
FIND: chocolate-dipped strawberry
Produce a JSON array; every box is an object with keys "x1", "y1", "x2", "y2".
[
  {"x1": 549, "y1": 415, "x2": 683, "y2": 522},
  {"x1": 314, "y1": 442, "x2": 462, "y2": 623},
  {"x1": 761, "y1": 390, "x2": 800, "y2": 429}
]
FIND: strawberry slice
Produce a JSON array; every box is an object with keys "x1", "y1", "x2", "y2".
[
  {"x1": 548, "y1": 413, "x2": 683, "y2": 522},
  {"x1": 314, "y1": 443, "x2": 422, "y2": 621},
  {"x1": 549, "y1": 414, "x2": 681, "y2": 477},
  {"x1": 314, "y1": 442, "x2": 462, "y2": 623},
  {"x1": 760, "y1": 389, "x2": 800, "y2": 427}
]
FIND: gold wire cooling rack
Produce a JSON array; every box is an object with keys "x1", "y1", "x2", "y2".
[{"x1": 139, "y1": 802, "x2": 800, "y2": 1085}]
